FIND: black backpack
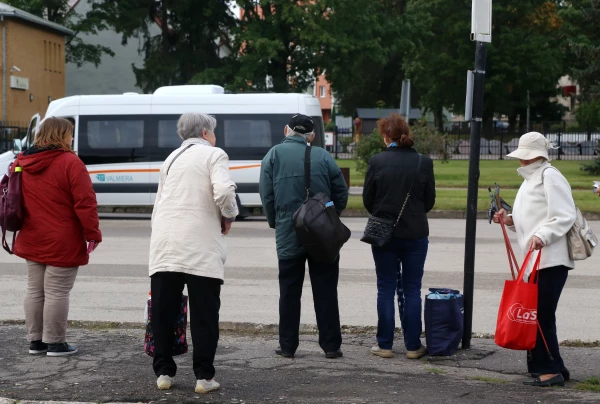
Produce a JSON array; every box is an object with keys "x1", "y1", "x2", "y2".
[{"x1": 293, "y1": 145, "x2": 351, "y2": 263}]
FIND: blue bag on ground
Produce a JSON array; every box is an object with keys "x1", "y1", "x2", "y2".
[{"x1": 425, "y1": 288, "x2": 464, "y2": 356}]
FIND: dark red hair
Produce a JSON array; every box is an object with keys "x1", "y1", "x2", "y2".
[{"x1": 376, "y1": 113, "x2": 414, "y2": 148}]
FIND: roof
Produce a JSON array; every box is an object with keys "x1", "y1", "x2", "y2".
[
  {"x1": 0, "y1": 2, "x2": 74, "y2": 36},
  {"x1": 356, "y1": 108, "x2": 422, "y2": 120}
]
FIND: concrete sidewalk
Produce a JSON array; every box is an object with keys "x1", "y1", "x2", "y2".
[{"x1": 1, "y1": 324, "x2": 599, "y2": 404}]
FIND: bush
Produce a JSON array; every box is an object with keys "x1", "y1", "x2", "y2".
[
  {"x1": 411, "y1": 120, "x2": 449, "y2": 161},
  {"x1": 355, "y1": 131, "x2": 386, "y2": 173},
  {"x1": 355, "y1": 121, "x2": 448, "y2": 173},
  {"x1": 577, "y1": 101, "x2": 600, "y2": 131},
  {"x1": 581, "y1": 143, "x2": 600, "y2": 175},
  {"x1": 324, "y1": 120, "x2": 336, "y2": 131}
]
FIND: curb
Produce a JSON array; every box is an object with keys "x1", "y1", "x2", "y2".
[
  {"x1": 0, "y1": 399, "x2": 135, "y2": 404},
  {"x1": 96, "y1": 206, "x2": 600, "y2": 220},
  {"x1": 2, "y1": 320, "x2": 598, "y2": 347}
]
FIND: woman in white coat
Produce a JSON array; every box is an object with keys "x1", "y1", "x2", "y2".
[
  {"x1": 493, "y1": 132, "x2": 576, "y2": 388},
  {"x1": 149, "y1": 113, "x2": 238, "y2": 394}
]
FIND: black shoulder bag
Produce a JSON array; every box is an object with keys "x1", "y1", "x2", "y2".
[
  {"x1": 293, "y1": 145, "x2": 351, "y2": 263},
  {"x1": 361, "y1": 154, "x2": 422, "y2": 247}
]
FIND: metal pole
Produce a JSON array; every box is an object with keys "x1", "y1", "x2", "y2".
[{"x1": 462, "y1": 41, "x2": 487, "y2": 350}]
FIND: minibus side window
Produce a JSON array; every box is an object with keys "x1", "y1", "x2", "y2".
[{"x1": 78, "y1": 116, "x2": 149, "y2": 165}]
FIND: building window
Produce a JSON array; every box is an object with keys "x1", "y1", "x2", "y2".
[
  {"x1": 44, "y1": 41, "x2": 48, "y2": 70},
  {"x1": 53, "y1": 43, "x2": 58, "y2": 72},
  {"x1": 319, "y1": 86, "x2": 326, "y2": 98},
  {"x1": 58, "y1": 44, "x2": 62, "y2": 73}
]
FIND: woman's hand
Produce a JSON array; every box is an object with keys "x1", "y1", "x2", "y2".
[
  {"x1": 529, "y1": 236, "x2": 544, "y2": 251},
  {"x1": 221, "y1": 217, "x2": 233, "y2": 235},
  {"x1": 492, "y1": 208, "x2": 513, "y2": 226}
]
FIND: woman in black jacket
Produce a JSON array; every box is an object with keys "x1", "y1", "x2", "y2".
[{"x1": 363, "y1": 113, "x2": 436, "y2": 359}]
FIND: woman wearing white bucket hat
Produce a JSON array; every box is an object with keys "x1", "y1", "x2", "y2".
[{"x1": 492, "y1": 131, "x2": 577, "y2": 387}]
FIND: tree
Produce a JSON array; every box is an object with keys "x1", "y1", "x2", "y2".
[
  {"x1": 5, "y1": 0, "x2": 114, "y2": 67},
  {"x1": 317, "y1": 0, "x2": 423, "y2": 116},
  {"x1": 193, "y1": 0, "x2": 328, "y2": 94},
  {"x1": 93, "y1": 0, "x2": 236, "y2": 93},
  {"x1": 407, "y1": 0, "x2": 566, "y2": 131},
  {"x1": 405, "y1": 0, "x2": 472, "y2": 131},
  {"x1": 561, "y1": 0, "x2": 600, "y2": 101}
]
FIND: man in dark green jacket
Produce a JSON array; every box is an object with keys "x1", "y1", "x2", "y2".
[{"x1": 259, "y1": 114, "x2": 348, "y2": 359}]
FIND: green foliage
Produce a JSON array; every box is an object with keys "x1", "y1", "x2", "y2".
[
  {"x1": 93, "y1": 0, "x2": 236, "y2": 93},
  {"x1": 192, "y1": 0, "x2": 327, "y2": 94},
  {"x1": 5, "y1": 0, "x2": 114, "y2": 67},
  {"x1": 317, "y1": 0, "x2": 425, "y2": 115},
  {"x1": 355, "y1": 122, "x2": 448, "y2": 173},
  {"x1": 324, "y1": 120, "x2": 336, "y2": 131},
  {"x1": 411, "y1": 121, "x2": 449, "y2": 162},
  {"x1": 581, "y1": 154, "x2": 600, "y2": 176},
  {"x1": 355, "y1": 131, "x2": 386, "y2": 174},
  {"x1": 560, "y1": 0, "x2": 600, "y2": 102},
  {"x1": 407, "y1": 0, "x2": 566, "y2": 128},
  {"x1": 577, "y1": 101, "x2": 600, "y2": 130}
]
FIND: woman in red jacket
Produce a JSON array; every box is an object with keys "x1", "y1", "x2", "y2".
[{"x1": 13, "y1": 117, "x2": 102, "y2": 357}]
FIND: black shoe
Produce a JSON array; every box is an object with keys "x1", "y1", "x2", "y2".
[
  {"x1": 531, "y1": 367, "x2": 570, "y2": 382},
  {"x1": 275, "y1": 347, "x2": 294, "y2": 358},
  {"x1": 325, "y1": 349, "x2": 343, "y2": 359},
  {"x1": 29, "y1": 340, "x2": 48, "y2": 355},
  {"x1": 47, "y1": 342, "x2": 78, "y2": 357},
  {"x1": 523, "y1": 374, "x2": 565, "y2": 387}
]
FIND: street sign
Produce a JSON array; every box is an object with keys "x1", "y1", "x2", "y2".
[
  {"x1": 471, "y1": 0, "x2": 492, "y2": 43},
  {"x1": 324, "y1": 132, "x2": 334, "y2": 147}
]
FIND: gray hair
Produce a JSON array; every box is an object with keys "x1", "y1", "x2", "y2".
[
  {"x1": 285, "y1": 125, "x2": 313, "y2": 141},
  {"x1": 177, "y1": 113, "x2": 217, "y2": 140}
]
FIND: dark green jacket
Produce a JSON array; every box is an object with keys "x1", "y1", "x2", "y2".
[{"x1": 259, "y1": 136, "x2": 349, "y2": 259}]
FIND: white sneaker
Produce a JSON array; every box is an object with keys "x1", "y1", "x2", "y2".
[
  {"x1": 157, "y1": 375, "x2": 174, "y2": 390},
  {"x1": 370, "y1": 344, "x2": 393, "y2": 358},
  {"x1": 195, "y1": 379, "x2": 220, "y2": 394}
]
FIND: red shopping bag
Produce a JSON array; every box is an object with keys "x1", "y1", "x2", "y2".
[{"x1": 494, "y1": 249, "x2": 541, "y2": 350}]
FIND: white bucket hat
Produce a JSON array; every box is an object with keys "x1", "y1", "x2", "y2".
[{"x1": 506, "y1": 131, "x2": 556, "y2": 160}]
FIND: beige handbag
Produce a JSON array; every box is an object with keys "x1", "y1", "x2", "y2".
[
  {"x1": 567, "y1": 208, "x2": 597, "y2": 260},
  {"x1": 541, "y1": 167, "x2": 597, "y2": 260}
]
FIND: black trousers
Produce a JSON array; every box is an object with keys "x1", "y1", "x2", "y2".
[
  {"x1": 278, "y1": 254, "x2": 342, "y2": 353},
  {"x1": 150, "y1": 272, "x2": 221, "y2": 380},
  {"x1": 527, "y1": 265, "x2": 569, "y2": 375}
]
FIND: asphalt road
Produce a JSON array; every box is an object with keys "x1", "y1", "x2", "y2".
[{"x1": 0, "y1": 218, "x2": 599, "y2": 341}]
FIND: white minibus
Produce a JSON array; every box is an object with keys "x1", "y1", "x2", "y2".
[{"x1": 0, "y1": 85, "x2": 325, "y2": 214}]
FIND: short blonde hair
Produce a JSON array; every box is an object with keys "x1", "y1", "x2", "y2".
[{"x1": 33, "y1": 117, "x2": 74, "y2": 151}]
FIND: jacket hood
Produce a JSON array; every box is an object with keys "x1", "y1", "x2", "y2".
[{"x1": 16, "y1": 149, "x2": 67, "y2": 174}]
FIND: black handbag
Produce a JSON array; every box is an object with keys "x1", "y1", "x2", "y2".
[
  {"x1": 360, "y1": 154, "x2": 422, "y2": 247},
  {"x1": 293, "y1": 145, "x2": 351, "y2": 263}
]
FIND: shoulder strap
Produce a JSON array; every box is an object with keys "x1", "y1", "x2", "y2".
[
  {"x1": 304, "y1": 145, "x2": 311, "y2": 200},
  {"x1": 166, "y1": 144, "x2": 194, "y2": 177},
  {"x1": 540, "y1": 166, "x2": 558, "y2": 185},
  {"x1": 394, "y1": 154, "x2": 422, "y2": 227}
]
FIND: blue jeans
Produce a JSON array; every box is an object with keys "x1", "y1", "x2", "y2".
[{"x1": 372, "y1": 237, "x2": 428, "y2": 351}]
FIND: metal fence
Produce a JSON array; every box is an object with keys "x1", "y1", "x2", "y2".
[
  {"x1": 328, "y1": 124, "x2": 600, "y2": 161},
  {"x1": 0, "y1": 126, "x2": 27, "y2": 154},
  {"x1": 445, "y1": 132, "x2": 599, "y2": 160}
]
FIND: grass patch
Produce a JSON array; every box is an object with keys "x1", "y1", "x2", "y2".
[
  {"x1": 336, "y1": 159, "x2": 365, "y2": 186},
  {"x1": 575, "y1": 377, "x2": 600, "y2": 392},
  {"x1": 425, "y1": 367, "x2": 447, "y2": 374},
  {"x1": 346, "y1": 188, "x2": 600, "y2": 213},
  {"x1": 336, "y1": 159, "x2": 598, "y2": 190},
  {"x1": 470, "y1": 376, "x2": 508, "y2": 384},
  {"x1": 561, "y1": 340, "x2": 600, "y2": 348}
]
